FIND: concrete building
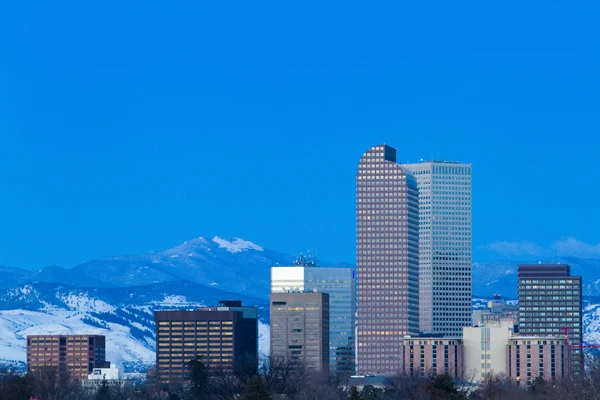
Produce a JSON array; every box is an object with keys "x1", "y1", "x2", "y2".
[
  {"x1": 401, "y1": 336, "x2": 463, "y2": 378},
  {"x1": 270, "y1": 291, "x2": 329, "y2": 372},
  {"x1": 518, "y1": 264, "x2": 582, "y2": 373},
  {"x1": 154, "y1": 301, "x2": 258, "y2": 387},
  {"x1": 271, "y1": 262, "x2": 355, "y2": 375},
  {"x1": 356, "y1": 144, "x2": 419, "y2": 375},
  {"x1": 26, "y1": 335, "x2": 107, "y2": 381},
  {"x1": 463, "y1": 321, "x2": 514, "y2": 382},
  {"x1": 82, "y1": 364, "x2": 131, "y2": 393},
  {"x1": 473, "y1": 295, "x2": 519, "y2": 327},
  {"x1": 402, "y1": 161, "x2": 472, "y2": 335},
  {"x1": 507, "y1": 337, "x2": 572, "y2": 386}
]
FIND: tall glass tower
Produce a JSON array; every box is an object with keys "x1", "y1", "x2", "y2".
[
  {"x1": 402, "y1": 161, "x2": 472, "y2": 335},
  {"x1": 356, "y1": 144, "x2": 419, "y2": 376},
  {"x1": 271, "y1": 263, "x2": 355, "y2": 375}
]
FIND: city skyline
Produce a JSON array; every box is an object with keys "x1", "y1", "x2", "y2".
[{"x1": 2, "y1": 1, "x2": 600, "y2": 271}]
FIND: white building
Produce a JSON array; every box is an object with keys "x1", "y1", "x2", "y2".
[
  {"x1": 271, "y1": 263, "x2": 355, "y2": 375},
  {"x1": 82, "y1": 364, "x2": 129, "y2": 392},
  {"x1": 463, "y1": 320, "x2": 514, "y2": 382},
  {"x1": 402, "y1": 161, "x2": 472, "y2": 335}
]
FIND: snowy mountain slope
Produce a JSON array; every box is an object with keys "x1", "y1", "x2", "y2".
[
  {"x1": 0, "y1": 281, "x2": 268, "y2": 372},
  {"x1": 69, "y1": 237, "x2": 296, "y2": 299}
]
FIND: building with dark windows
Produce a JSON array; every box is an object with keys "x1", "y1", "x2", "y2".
[
  {"x1": 356, "y1": 144, "x2": 419, "y2": 375},
  {"x1": 402, "y1": 161, "x2": 472, "y2": 335},
  {"x1": 270, "y1": 291, "x2": 329, "y2": 372},
  {"x1": 518, "y1": 264, "x2": 582, "y2": 374},
  {"x1": 401, "y1": 336, "x2": 463, "y2": 378},
  {"x1": 26, "y1": 335, "x2": 107, "y2": 381},
  {"x1": 507, "y1": 337, "x2": 572, "y2": 386},
  {"x1": 154, "y1": 301, "x2": 258, "y2": 387},
  {"x1": 271, "y1": 263, "x2": 355, "y2": 375}
]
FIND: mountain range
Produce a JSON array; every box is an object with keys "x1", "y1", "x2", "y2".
[{"x1": 1, "y1": 235, "x2": 600, "y2": 372}]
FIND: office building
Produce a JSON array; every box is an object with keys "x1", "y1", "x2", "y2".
[
  {"x1": 154, "y1": 301, "x2": 258, "y2": 387},
  {"x1": 401, "y1": 336, "x2": 463, "y2": 378},
  {"x1": 271, "y1": 261, "x2": 355, "y2": 375},
  {"x1": 473, "y1": 295, "x2": 519, "y2": 327},
  {"x1": 356, "y1": 144, "x2": 419, "y2": 375},
  {"x1": 270, "y1": 291, "x2": 329, "y2": 372},
  {"x1": 463, "y1": 321, "x2": 514, "y2": 382},
  {"x1": 507, "y1": 337, "x2": 571, "y2": 386},
  {"x1": 518, "y1": 264, "x2": 582, "y2": 373},
  {"x1": 82, "y1": 364, "x2": 132, "y2": 393},
  {"x1": 26, "y1": 335, "x2": 107, "y2": 381},
  {"x1": 402, "y1": 161, "x2": 472, "y2": 335}
]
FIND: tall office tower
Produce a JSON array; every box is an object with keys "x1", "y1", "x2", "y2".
[
  {"x1": 271, "y1": 261, "x2": 355, "y2": 375},
  {"x1": 356, "y1": 144, "x2": 419, "y2": 376},
  {"x1": 518, "y1": 264, "x2": 583, "y2": 374},
  {"x1": 154, "y1": 301, "x2": 258, "y2": 387},
  {"x1": 402, "y1": 161, "x2": 472, "y2": 335},
  {"x1": 270, "y1": 291, "x2": 330, "y2": 372},
  {"x1": 26, "y1": 335, "x2": 107, "y2": 380}
]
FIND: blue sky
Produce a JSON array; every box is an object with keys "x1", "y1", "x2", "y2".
[{"x1": 1, "y1": 1, "x2": 599, "y2": 269}]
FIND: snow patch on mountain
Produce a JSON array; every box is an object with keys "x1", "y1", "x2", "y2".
[{"x1": 212, "y1": 237, "x2": 264, "y2": 253}]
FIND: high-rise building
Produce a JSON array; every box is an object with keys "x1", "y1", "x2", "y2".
[
  {"x1": 26, "y1": 335, "x2": 107, "y2": 381},
  {"x1": 518, "y1": 264, "x2": 582, "y2": 374},
  {"x1": 271, "y1": 264, "x2": 355, "y2": 375},
  {"x1": 270, "y1": 291, "x2": 330, "y2": 372},
  {"x1": 402, "y1": 161, "x2": 472, "y2": 335},
  {"x1": 507, "y1": 337, "x2": 572, "y2": 386},
  {"x1": 356, "y1": 144, "x2": 419, "y2": 375},
  {"x1": 154, "y1": 301, "x2": 258, "y2": 387}
]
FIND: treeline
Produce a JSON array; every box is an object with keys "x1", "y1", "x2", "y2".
[{"x1": 5, "y1": 355, "x2": 600, "y2": 400}]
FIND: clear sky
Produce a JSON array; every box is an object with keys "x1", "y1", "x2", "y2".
[{"x1": 1, "y1": 1, "x2": 599, "y2": 270}]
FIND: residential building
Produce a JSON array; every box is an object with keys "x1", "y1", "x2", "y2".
[
  {"x1": 270, "y1": 291, "x2": 329, "y2": 372},
  {"x1": 517, "y1": 264, "x2": 582, "y2": 373},
  {"x1": 507, "y1": 337, "x2": 571, "y2": 386},
  {"x1": 401, "y1": 336, "x2": 463, "y2": 378},
  {"x1": 26, "y1": 335, "x2": 108, "y2": 381},
  {"x1": 402, "y1": 161, "x2": 472, "y2": 335},
  {"x1": 154, "y1": 300, "x2": 258, "y2": 387},
  {"x1": 271, "y1": 261, "x2": 355, "y2": 375},
  {"x1": 356, "y1": 144, "x2": 419, "y2": 375},
  {"x1": 463, "y1": 321, "x2": 514, "y2": 382}
]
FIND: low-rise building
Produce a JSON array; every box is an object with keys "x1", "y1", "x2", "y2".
[
  {"x1": 507, "y1": 337, "x2": 571, "y2": 386},
  {"x1": 401, "y1": 336, "x2": 463, "y2": 378}
]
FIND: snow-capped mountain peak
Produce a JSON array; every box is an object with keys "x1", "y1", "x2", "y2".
[{"x1": 212, "y1": 237, "x2": 264, "y2": 253}]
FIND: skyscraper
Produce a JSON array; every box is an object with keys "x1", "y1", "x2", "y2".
[
  {"x1": 517, "y1": 264, "x2": 582, "y2": 374},
  {"x1": 356, "y1": 144, "x2": 419, "y2": 375},
  {"x1": 271, "y1": 263, "x2": 355, "y2": 375},
  {"x1": 402, "y1": 161, "x2": 472, "y2": 335},
  {"x1": 270, "y1": 292, "x2": 330, "y2": 372}
]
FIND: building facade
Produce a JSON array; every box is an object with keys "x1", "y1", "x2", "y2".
[
  {"x1": 507, "y1": 337, "x2": 572, "y2": 386},
  {"x1": 517, "y1": 264, "x2": 582, "y2": 373},
  {"x1": 271, "y1": 265, "x2": 355, "y2": 375},
  {"x1": 473, "y1": 295, "x2": 519, "y2": 327},
  {"x1": 270, "y1": 292, "x2": 330, "y2": 372},
  {"x1": 402, "y1": 161, "x2": 472, "y2": 335},
  {"x1": 401, "y1": 336, "x2": 463, "y2": 378},
  {"x1": 154, "y1": 301, "x2": 258, "y2": 387},
  {"x1": 26, "y1": 335, "x2": 107, "y2": 381},
  {"x1": 356, "y1": 144, "x2": 419, "y2": 375},
  {"x1": 463, "y1": 321, "x2": 514, "y2": 382}
]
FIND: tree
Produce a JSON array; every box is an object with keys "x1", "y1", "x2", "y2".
[
  {"x1": 349, "y1": 386, "x2": 360, "y2": 400},
  {"x1": 187, "y1": 358, "x2": 210, "y2": 400},
  {"x1": 242, "y1": 376, "x2": 271, "y2": 400},
  {"x1": 95, "y1": 377, "x2": 111, "y2": 400}
]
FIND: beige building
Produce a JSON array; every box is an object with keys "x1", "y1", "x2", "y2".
[
  {"x1": 270, "y1": 291, "x2": 329, "y2": 372},
  {"x1": 401, "y1": 336, "x2": 463, "y2": 378},
  {"x1": 463, "y1": 321, "x2": 514, "y2": 381},
  {"x1": 507, "y1": 337, "x2": 571, "y2": 386}
]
